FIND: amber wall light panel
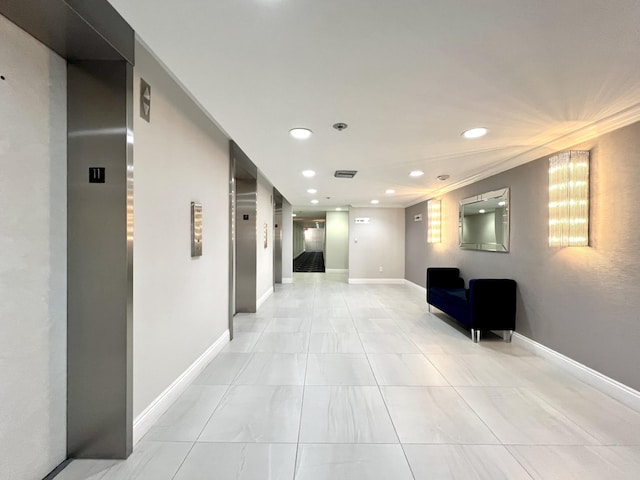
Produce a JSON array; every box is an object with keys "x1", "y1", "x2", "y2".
[{"x1": 549, "y1": 150, "x2": 590, "y2": 247}]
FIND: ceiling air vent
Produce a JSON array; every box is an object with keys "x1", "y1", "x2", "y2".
[{"x1": 334, "y1": 170, "x2": 358, "y2": 179}]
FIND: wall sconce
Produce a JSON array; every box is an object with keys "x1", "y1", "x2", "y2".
[
  {"x1": 427, "y1": 199, "x2": 441, "y2": 244},
  {"x1": 549, "y1": 150, "x2": 590, "y2": 247}
]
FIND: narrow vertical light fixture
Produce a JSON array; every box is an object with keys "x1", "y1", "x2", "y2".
[
  {"x1": 549, "y1": 150, "x2": 590, "y2": 247},
  {"x1": 427, "y1": 199, "x2": 441, "y2": 244}
]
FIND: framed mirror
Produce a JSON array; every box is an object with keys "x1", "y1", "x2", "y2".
[{"x1": 459, "y1": 187, "x2": 510, "y2": 252}]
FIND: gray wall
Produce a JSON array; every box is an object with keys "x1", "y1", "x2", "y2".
[
  {"x1": 349, "y1": 207, "x2": 405, "y2": 280},
  {"x1": 133, "y1": 41, "x2": 230, "y2": 418},
  {"x1": 405, "y1": 121, "x2": 640, "y2": 392},
  {"x1": 325, "y1": 211, "x2": 349, "y2": 270},
  {"x1": 0, "y1": 15, "x2": 67, "y2": 478}
]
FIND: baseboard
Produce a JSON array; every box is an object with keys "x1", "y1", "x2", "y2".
[
  {"x1": 282, "y1": 277, "x2": 293, "y2": 284},
  {"x1": 348, "y1": 278, "x2": 406, "y2": 285},
  {"x1": 325, "y1": 268, "x2": 348, "y2": 273},
  {"x1": 404, "y1": 279, "x2": 426, "y2": 293},
  {"x1": 512, "y1": 332, "x2": 640, "y2": 412},
  {"x1": 256, "y1": 286, "x2": 274, "y2": 310},
  {"x1": 132, "y1": 329, "x2": 230, "y2": 445}
]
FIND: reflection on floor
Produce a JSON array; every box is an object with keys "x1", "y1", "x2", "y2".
[{"x1": 57, "y1": 272, "x2": 640, "y2": 479}]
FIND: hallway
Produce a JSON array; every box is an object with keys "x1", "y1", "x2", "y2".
[{"x1": 56, "y1": 273, "x2": 640, "y2": 479}]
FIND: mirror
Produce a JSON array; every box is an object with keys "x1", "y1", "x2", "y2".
[{"x1": 459, "y1": 188, "x2": 510, "y2": 252}]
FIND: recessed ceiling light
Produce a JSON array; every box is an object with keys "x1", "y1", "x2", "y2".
[
  {"x1": 409, "y1": 170, "x2": 424, "y2": 177},
  {"x1": 289, "y1": 128, "x2": 312, "y2": 139},
  {"x1": 462, "y1": 127, "x2": 488, "y2": 139},
  {"x1": 302, "y1": 170, "x2": 316, "y2": 178},
  {"x1": 336, "y1": 207, "x2": 342, "y2": 211},
  {"x1": 307, "y1": 188, "x2": 317, "y2": 194},
  {"x1": 385, "y1": 189, "x2": 395, "y2": 194},
  {"x1": 371, "y1": 199, "x2": 379, "y2": 204},
  {"x1": 479, "y1": 209, "x2": 486, "y2": 213},
  {"x1": 498, "y1": 201, "x2": 506, "y2": 206},
  {"x1": 292, "y1": 213, "x2": 297, "y2": 217},
  {"x1": 311, "y1": 199, "x2": 319, "y2": 204}
]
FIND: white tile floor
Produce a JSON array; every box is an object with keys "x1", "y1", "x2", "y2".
[{"x1": 57, "y1": 272, "x2": 640, "y2": 479}]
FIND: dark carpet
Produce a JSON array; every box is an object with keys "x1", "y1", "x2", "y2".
[{"x1": 294, "y1": 252, "x2": 326, "y2": 272}]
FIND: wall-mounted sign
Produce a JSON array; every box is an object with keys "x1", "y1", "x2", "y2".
[
  {"x1": 140, "y1": 78, "x2": 151, "y2": 122},
  {"x1": 263, "y1": 223, "x2": 268, "y2": 248},
  {"x1": 191, "y1": 202, "x2": 203, "y2": 257},
  {"x1": 354, "y1": 217, "x2": 370, "y2": 224},
  {"x1": 414, "y1": 214, "x2": 423, "y2": 222},
  {"x1": 89, "y1": 167, "x2": 105, "y2": 183}
]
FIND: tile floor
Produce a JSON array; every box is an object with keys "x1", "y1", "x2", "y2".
[{"x1": 57, "y1": 272, "x2": 640, "y2": 479}]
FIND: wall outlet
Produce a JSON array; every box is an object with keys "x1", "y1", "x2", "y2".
[{"x1": 379, "y1": 266, "x2": 384, "y2": 272}]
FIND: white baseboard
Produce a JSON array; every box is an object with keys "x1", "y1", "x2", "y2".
[
  {"x1": 132, "y1": 329, "x2": 230, "y2": 445},
  {"x1": 512, "y1": 332, "x2": 640, "y2": 412},
  {"x1": 326, "y1": 268, "x2": 348, "y2": 273},
  {"x1": 348, "y1": 278, "x2": 406, "y2": 285},
  {"x1": 256, "y1": 286, "x2": 274, "y2": 310},
  {"x1": 404, "y1": 279, "x2": 427, "y2": 294},
  {"x1": 282, "y1": 277, "x2": 293, "y2": 284}
]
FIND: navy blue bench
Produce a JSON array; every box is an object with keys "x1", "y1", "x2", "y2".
[{"x1": 426, "y1": 267, "x2": 516, "y2": 342}]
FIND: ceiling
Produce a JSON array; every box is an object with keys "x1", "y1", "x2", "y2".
[{"x1": 108, "y1": 0, "x2": 640, "y2": 210}]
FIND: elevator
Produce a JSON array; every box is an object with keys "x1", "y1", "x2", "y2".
[
  {"x1": 229, "y1": 142, "x2": 258, "y2": 338},
  {"x1": 273, "y1": 189, "x2": 284, "y2": 285}
]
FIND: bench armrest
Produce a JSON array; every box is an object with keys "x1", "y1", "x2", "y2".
[{"x1": 468, "y1": 279, "x2": 516, "y2": 330}]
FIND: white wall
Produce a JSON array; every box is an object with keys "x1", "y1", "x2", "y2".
[
  {"x1": 133, "y1": 41, "x2": 230, "y2": 417},
  {"x1": 293, "y1": 222, "x2": 305, "y2": 258},
  {"x1": 281, "y1": 200, "x2": 293, "y2": 282},
  {"x1": 0, "y1": 15, "x2": 67, "y2": 479},
  {"x1": 325, "y1": 211, "x2": 349, "y2": 270},
  {"x1": 349, "y1": 208, "x2": 405, "y2": 281},
  {"x1": 305, "y1": 227, "x2": 325, "y2": 252},
  {"x1": 256, "y1": 171, "x2": 274, "y2": 304}
]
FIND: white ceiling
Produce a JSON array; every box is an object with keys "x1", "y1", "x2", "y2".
[{"x1": 108, "y1": 0, "x2": 640, "y2": 209}]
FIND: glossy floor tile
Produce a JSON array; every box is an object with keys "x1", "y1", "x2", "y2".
[
  {"x1": 233, "y1": 353, "x2": 307, "y2": 385},
  {"x1": 404, "y1": 444, "x2": 534, "y2": 480},
  {"x1": 199, "y1": 385, "x2": 303, "y2": 442},
  {"x1": 456, "y1": 386, "x2": 599, "y2": 445},
  {"x1": 359, "y1": 332, "x2": 421, "y2": 354},
  {"x1": 174, "y1": 443, "x2": 297, "y2": 480},
  {"x1": 295, "y1": 444, "x2": 414, "y2": 480},
  {"x1": 305, "y1": 354, "x2": 376, "y2": 385},
  {"x1": 308, "y1": 333, "x2": 364, "y2": 353},
  {"x1": 144, "y1": 385, "x2": 227, "y2": 442},
  {"x1": 509, "y1": 445, "x2": 640, "y2": 480},
  {"x1": 368, "y1": 354, "x2": 448, "y2": 386},
  {"x1": 193, "y1": 352, "x2": 252, "y2": 385},
  {"x1": 253, "y1": 332, "x2": 309, "y2": 353},
  {"x1": 299, "y1": 386, "x2": 398, "y2": 443},
  {"x1": 381, "y1": 386, "x2": 499, "y2": 444},
  {"x1": 59, "y1": 274, "x2": 640, "y2": 479}
]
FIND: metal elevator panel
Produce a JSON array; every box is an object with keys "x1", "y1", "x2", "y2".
[
  {"x1": 67, "y1": 60, "x2": 133, "y2": 459},
  {"x1": 235, "y1": 177, "x2": 257, "y2": 313},
  {"x1": 273, "y1": 189, "x2": 283, "y2": 285}
]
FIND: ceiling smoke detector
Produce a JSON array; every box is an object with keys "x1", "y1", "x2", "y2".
[
  {"x1": 334, "y1": 170, "x2": 357, "y2": 178},
  {"x1": 437, "y1": 174, "x2": 450, "y2": 181},
  {"x1": 333, "y1": 122, "x2": 348, "y2": 131}
]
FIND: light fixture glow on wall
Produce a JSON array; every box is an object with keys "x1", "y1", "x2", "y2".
[
  {"x1": 427, "y1": 199, "x2": 441, "y2": 244},
  {"x1": 548, "y1": 150, "x2": 590, "y2": 247}
]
